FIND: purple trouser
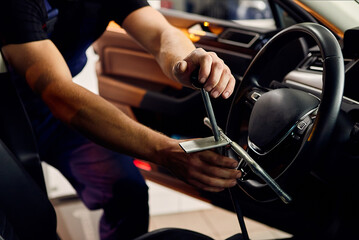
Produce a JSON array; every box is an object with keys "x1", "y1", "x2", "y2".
[
  {"x1": 17, "y1": 81, "x2": 149, "y2": 240},
  {"x1": 36, "y1": 112, "x2": 149, "y2": 240}
]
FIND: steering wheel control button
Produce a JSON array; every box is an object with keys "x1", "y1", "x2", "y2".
[
  {"x1": 297, "y1": 120, "x2": 307, "y2": 130},
  {"x1": 250, "y1": 92, "x2": 261, "y2": 102},
  {"x1": 246, "y1": 90, "x2": 263, "y2": 105},
  {"x1": 295, "y1": 116, "x2": 313, "y2": 135}
]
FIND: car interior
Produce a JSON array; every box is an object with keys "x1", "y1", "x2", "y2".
[{"x1": 1, "y1": 0, "x2": 359, "y2": 239}]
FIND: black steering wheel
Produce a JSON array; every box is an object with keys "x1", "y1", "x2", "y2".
[{"x1": 226, "y1": 23, "x2": 344, "y2": 202}]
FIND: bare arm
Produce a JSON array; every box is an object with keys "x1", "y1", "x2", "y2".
[
  {"x1": 2, "y1": 40, "x2": 241, "y2": 192},
  {"x1": 2, "y1": 40, "x2": 162, "y2": 159},
  {"x1": 122, "y1": 6, "x2": 236, "y2": 99}
]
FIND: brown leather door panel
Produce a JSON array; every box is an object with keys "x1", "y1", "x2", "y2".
[
  {"x1": 102, "y1": 47, "x2": 181, "y2": 90},
  {"x1": 93, "y1": 24, "x2": 184, "y2": 114}
]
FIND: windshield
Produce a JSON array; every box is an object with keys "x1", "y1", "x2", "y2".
[{"x1": 297, "y1": 0, "x2": 359, "y2": 34}]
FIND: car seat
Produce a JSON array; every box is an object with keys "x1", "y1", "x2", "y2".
[{"x1": 0, "y1": 57, "x2": 58, "y2": 240}]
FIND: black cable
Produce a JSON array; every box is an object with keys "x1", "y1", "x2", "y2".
[{"x1": 228, "y1": 188, "x2": 250, "y2": 240}]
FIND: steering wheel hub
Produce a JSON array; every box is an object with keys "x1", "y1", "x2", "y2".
[{"x1": 248, "y1": 88, "x2": 319, "y2": 154}]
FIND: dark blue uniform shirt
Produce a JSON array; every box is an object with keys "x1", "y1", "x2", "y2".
[{"x1": 0, "y1": 0, "x2": 149, "y2": 76}]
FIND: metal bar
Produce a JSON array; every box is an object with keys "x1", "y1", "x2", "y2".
[
  {"x1": 201, "y1": 89, "x2": 221, "y2": 141},
  {"x1": 229, "y1": 141, "x2": 292, "y2": 204},
  {"x1": 203, "y1": 117, "x2": 292, "y2": 204},
  {"x1": 179, "y1": 136, "x2": 229, "y2": 153}
]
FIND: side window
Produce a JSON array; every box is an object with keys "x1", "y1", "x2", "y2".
[
  {"x1": 148, "y1": 0, "x2": 297, "y2": 30},
  {"x1": 149, "y1": 0, "x2": 275, "y2": 29}
]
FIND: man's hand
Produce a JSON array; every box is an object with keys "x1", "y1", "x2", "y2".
[
  {"x1": 173, "y1": 48, "x2": 236, "y2": 99},
  {"x1": 122, "y1": 7, "x2": 236, "y2": 99},
  {"x1": 160, "y1": 139, "x2": 241, "y2": 192}
]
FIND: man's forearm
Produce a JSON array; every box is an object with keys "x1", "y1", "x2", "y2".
[
  {"x1": 156, "y1": 27, "x2": 196, "y2": 81},
  {"x1": 44, "y1": 80, "x2": 174, "y2": 165},
  {"x1": 122, "y1": 6, "x2": 195, "y2": 82}
]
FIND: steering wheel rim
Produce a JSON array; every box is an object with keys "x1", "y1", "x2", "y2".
[{"x1": 226, "y1": 23, "x2": 344, "y2": 202}]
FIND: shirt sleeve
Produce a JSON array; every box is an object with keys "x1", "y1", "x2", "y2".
[
  {"x1": 109, "y1": 0, "x2": 150, "y2": 26},
  {"x1": 0, "y1": 0, "x2": 48, "y2": 47}
]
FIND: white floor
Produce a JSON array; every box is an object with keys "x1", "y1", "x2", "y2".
[{"x1": 43, "y1": 161, "x2": 213, "y2": 216}]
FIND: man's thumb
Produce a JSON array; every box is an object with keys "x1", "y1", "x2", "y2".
[{"x1": 174, "y1": 60, "x2": 188, "y2": 75}]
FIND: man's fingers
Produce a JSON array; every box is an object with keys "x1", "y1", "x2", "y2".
[
  {"x1": 196, "y1": 51, "x2": 213, "y2": 84},
  {"x1": 203, "y1": 60, "x2": 223, "y2": 92},
  {"x1": 175, "y1": 48, "x2": 236, "y2": 98},
  {"x1": 208, "y1": 67, "x2": 231, "y2": 98},
  {"x1": 186, "y1": 152, "x2": 242, "y2": 191},
  {"x1": 195, "y1": 151, "x2": 239, "y2": 169},
  {"x1": 201, "y1": 165, "x2": 242, "y2": 180},
  {"x1": 198, "y1": 52, "x2": 235, "y2": 99},
  {"x1": 188, "y1": 170, "x2": 238, "y2": 191},
  {"x1": 222, "y1": 75, "x2": 236, "y2": 99}
]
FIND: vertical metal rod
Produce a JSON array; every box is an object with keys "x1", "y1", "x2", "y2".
[{"x1": 200, "y1": 89, "x2": 221, "y2": 142}]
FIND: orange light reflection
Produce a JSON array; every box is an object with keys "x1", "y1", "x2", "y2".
[
  {"x1": 133, "y1": 159, "x2": 152, "y2": 171},
  {"x1": 293, "y1": 0, "x2": 343, "y2": 38}
]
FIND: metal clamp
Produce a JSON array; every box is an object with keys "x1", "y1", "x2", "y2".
[{"x1": 180, "y1": 117, "x2": 292, "y2": 204}]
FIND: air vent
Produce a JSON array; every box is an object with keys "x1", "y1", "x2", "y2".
[
  {"x1": 300, "y1": 54, "x2": 323, "y2": 72},
  {"x1": 301, "y1": 53, "x2": 352, "y2": 72},
  {"x1": 308, "y1": 56, "x2": 323, "y2": 72},
  {"x1": 218, "y1": 28, "x2": 259, "y2": 48}
]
